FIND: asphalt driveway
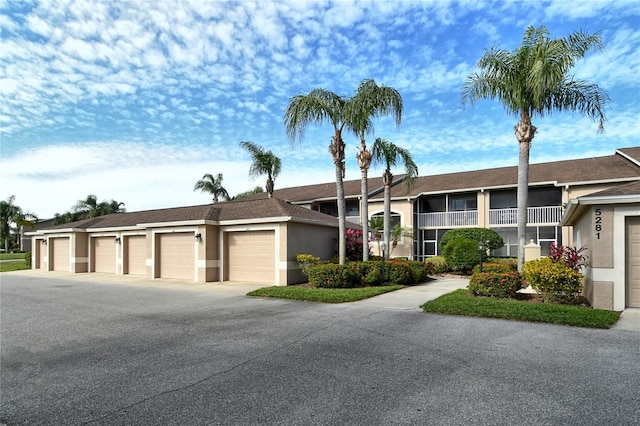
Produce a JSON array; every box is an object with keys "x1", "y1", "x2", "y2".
[{"x1": 1, "y1": 272, "x2": 639, "y2": 425}]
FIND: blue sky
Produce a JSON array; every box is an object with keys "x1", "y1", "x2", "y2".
[{"x1": 1, "y1": 0, "x2": 639, "y2": 218}]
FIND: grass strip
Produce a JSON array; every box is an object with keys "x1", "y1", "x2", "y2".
[
  {"x1": 0, "y1": 261, "x2": 29, "y2": 272},
  {"x1": 0, "y1": 253, "x2": 27, "y2": 261},
  {"x1": 248, "y1": 285, "x2": 405, "y2": 303},
  {"x1": 421, "y1": 289, "x2": 621, "y2": 329}
]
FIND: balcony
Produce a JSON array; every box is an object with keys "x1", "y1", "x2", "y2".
[
  {"x1": 417, "y1": 211, "x2": 478, "y2": 228},
  {"x1": 489, "y1": 206, "x2": 563, "y2": 226},
  {"x1": 346, "y1": 215, "x2": 361, "y2": 225}
]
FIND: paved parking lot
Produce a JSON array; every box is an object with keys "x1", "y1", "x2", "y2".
[{"x1": 1, "y1": 271, "x2": 639, "y2": 425}]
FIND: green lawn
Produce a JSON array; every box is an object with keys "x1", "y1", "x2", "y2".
[
  {"x1": 0, "y1": 253, "x2": 27, "y2": 260},
  {"x1": 0, "y1": 260, "x2": 30, "y2": 272},
  {"x1": 421, "y1": 289, "x2": 621, "y2": 329},
  {"x1": 248, "y1": 285, "x2": 405, "y2": 303}
]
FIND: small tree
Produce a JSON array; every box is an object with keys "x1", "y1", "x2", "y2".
[{"x1": 194, "y1": 173, "x2": 230, "y2": 203}]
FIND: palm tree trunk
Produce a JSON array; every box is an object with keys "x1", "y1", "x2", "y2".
[
  {"x1": 357, "y1": 144, "x2": 372, "y2": 261},
  {"x1": 382, "y1": 169, "x2": 393, "y2": 260},
  {"x1": 515, "y1": 114, "x2": 536, "y2": 272},
  {"x1": 330, "y1": 134, "x2": 347, "y2": 265},
  {"x1": 360, "y1": 169, "x2": 369, "y2": 261}
]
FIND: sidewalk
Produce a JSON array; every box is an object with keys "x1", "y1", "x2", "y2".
[{"x1": 353, "y1": 277, "x2": 469, "y2": 311}]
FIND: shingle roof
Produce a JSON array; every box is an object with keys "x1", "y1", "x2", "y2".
[
  {"x1": 242, "y1": 175, "x2": 395, "y2": 203},
  {"x1": 577, "y1": 180, "x2": 640, "y2": 198},
  {"x1": 380, "y1": 147, "x2": 640, "y2": 199},
  {"x1": 44, "y1": 198, "x2": 342, "y2": 231}
]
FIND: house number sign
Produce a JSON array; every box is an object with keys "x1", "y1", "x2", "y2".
[{"x1": 594, "y1": 208, "x2": 603, "y2": 239}]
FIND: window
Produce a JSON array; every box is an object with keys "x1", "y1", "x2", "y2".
[
  {"x1": 528, "y1": 187, "x2": 561, "y2": 207},
  {"x1": 448, "y1": 193, "x2": 477, "y2": 211},
  {"x1": 370, "y1": 212, "x2": 401, "y2": 239},
  {"x1": 490, "y1": 189, "x2": 517, "y2": 209}
]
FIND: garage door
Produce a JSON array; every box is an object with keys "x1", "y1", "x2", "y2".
[
  {"x1": 126, "y1": 235, "x2": 146, "y2": 275},
  {"x1": 51, "y1": 238, "x2": 70, "y2": 272},
  {"x1": 93, "y1": 237, "x2": 116, "y2": 273},
  {"x1": 227, "y1": 231, "x2": 275, "y2": 283},
  {"x1": 626, "y1": 216, "x2": 640, "y2": 308},
  {"x1": 158, "y1": 233, "x2": 195, "y2": 280}
]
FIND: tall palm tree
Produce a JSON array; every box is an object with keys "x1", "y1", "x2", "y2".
[
  {"x1": 462, "y1": 25, "x2": 609, "y2": 271},
  {"x1": 284, "y1": 88, "x2": 350, "y2": 264},
  {"x1": 239, "y1": 141, "x2": 282, "y2": 198},
  {"x1": 371, "y1": 138, "x2": 418, "y2": 260},
  {"x1": 72, "y1": 195, "x2": 126, "y2": 219},
  {"x1": 350, "y1": 79, "x2": 403, "y2": 261},
  {"x1": 194, "y1": 173, "x2": 230, "y2": 203}
]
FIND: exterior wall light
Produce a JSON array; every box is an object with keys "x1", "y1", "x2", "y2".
[
  {"x1": 114, "y1": 237, "x2": 121, "y2": 243},
  {"x1": 195, "y1": 233, "x2": 202, "y2": 242},
  {"x1": 41, "y1": 239, "x2": 47, "y2": 245}
]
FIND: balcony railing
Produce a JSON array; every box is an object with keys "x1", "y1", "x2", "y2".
[
  {"x1": 489, "y1": 206, "x2": 563, "y2": 226},
  {"x1": 346, "y1": 215, "x2": 361, "y2": 225},
  {"x1": 417, "y1": 210, "x2": 478, "y2": 228}
]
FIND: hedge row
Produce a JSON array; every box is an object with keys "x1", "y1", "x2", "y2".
[{"x1": 307, "y1": 259, "x2": 433, "y2": 288}]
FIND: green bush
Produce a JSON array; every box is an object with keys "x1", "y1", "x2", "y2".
[
  {"x1": 442, "y1": 238, "x2": 480, "y2": 272},
  {"x1": 472, "y1": 262, "x2": 515, "y2": 274},
  {"x1": 439, "y1": 228, "x2": 504, "y2": 252},
  {"x1": 523, "y1": 257, "x2": 584, "y2": 303},
  {"x1": 406, "y1": 260, "x2": 432, "y2": 283},
  {"x1": 295, "y1": 253, "x2": 320, "y2": 278},
  {"x1": 424, "y1": 256, "x2": 449, "y2": 274},
  {"x1": 25, "y1": 251, "x2": 31, "y2": 268},
  {"x1": 468, "y1": 271, "x2": 524, "y2": 298},
  {"x1": 363, "y1": 266, "x2": 384, "y2": 286},
  {"x1": 308, "y1": 264, "x2": 357, "y2": 288},
  {"x1": 385, "y1": 259, "x2": 414, "y2": 285},
  {"x1": 487, "y1": 257, "x2": 518, "y2": 268}
]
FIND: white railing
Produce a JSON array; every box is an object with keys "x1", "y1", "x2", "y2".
[
  {"x1": 489, "y1": 206, "x2": 563, "y2": 226},
  {"x1": 417, "y1": 211, "x2": 478, "y2": 228},
  {"x1": 346, "y1": 215, "x2": 361, "y2": 225}
]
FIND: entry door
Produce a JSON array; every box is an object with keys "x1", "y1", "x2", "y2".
[{"x1": 626, "y1": 216, "x2": 640, "y2": 308}]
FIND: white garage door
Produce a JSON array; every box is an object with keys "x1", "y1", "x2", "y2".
[
  {"x1": 93, "y1": 237, "x2": 116, "y2": 273},
  {"x1": 626, "y1": 216, "x2": 640, "y2": 308},
  {"x1": 51, "y1": 238, "x2": 70, "y2": 272},
  {"x1": 227, "y1": 231, "x2": 275, "y2": 283},
  {"x1": 126, "y1": 235, "x2": 146, "y2": 275},
  {"x1": 158, "y1": 233, "x2": 195, "y2": 280}
]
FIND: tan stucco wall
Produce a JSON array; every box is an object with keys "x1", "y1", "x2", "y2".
[{"x1": 72, "y1": 233, "x2": 89, "y2": 273}]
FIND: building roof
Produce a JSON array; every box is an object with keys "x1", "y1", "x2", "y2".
[
  {"x1": 40, "y1": 198, "x2": 343, "y2": 232},
  {"x1": 241, "y1": 147, "x2": 639, "y2": 203},
  {"x1": 561, "y1": 179, "x2": 640, "y2": 226},
  {"x1": 379, "y1": 147, "x2": 640, "y2": 199}
]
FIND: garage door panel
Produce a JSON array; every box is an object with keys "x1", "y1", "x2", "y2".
[
  {"x1": 227, "y1": 231, "x2": 275, "y2": 283},
  {"x1": 159, "y1": 233, "x2": 194, "y2": 280},
  {"x1": 52, "y1": 238, "x2": 70, "y2": 272},
  {"x1": 94, "y1": 237, "x2": 116, "y2": 273},
  {"x1": 126, "y1": 235, "x2": 146, "y2": 275}
]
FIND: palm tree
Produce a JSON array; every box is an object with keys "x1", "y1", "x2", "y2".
[
  {"x1": 371, "y1": 138, "x2": 418, "y2": 260},
  {"x1": 72, "y1": 195, "x2": 126, "y2": 219},
  {"x1": 462, "y1": 25, "x2": 609, "y2": 271},
  {"x1": 284, "y1": 88, "x2": 350, "y2": 264},
  {"x1": 0, "y1": 195, "x2": 36, "y2": 252},
  {"x1": 232, "y1": 186, "x2": 264, "y2": 200},
  {"x1": 239, "y1": 141, "x2": 282, "y2": 198},
  {"x1": 194, "y1": 173, "x2": 230, "y2": 203},
  {"x1": 350, "y1": 79, "x2": 403, "y2": 261}
]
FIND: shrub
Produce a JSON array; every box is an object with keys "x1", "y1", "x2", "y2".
[
  {"x1": 548, "y1": 242, "x2": 589, "y2": 272},
  {"x1": 523, "y1": 257, "x2": 584, "y2": 303},
  {"x1": 439, "y1": 228, "x2": 504, "y2": 252},
  {"x1": 25, "y1": 251, "x2": 31, "y2": 268},
  {"x1": 384, "y1": 259, "x2": 414, "y2": 285},
  {"x1": 442, "y1": 238, "x2": 480, "y2": 272},
  {"x1": 308, "y1": 264, "x2": 356, "y2": 288},
  {"x1": 406, "y1": 260, "x2": 432, "y2": 283},
  {"x1": 468, "y1": 271, "x2": 524, "y2": 298},
  {"x1": 424, "y1": 256, "x2": 449, "y2": 274},
  {"x1": 295, "y1": 254, "x2": 320, "y2": 278},
  {"x1": 363, "y1": 266, "x2": 384, "y2": 286},
  {"x1": 472, "y1": 262, "x2": 515, "y2": 274},
  {"x1": 346, "y1": 228, "x2": 363, "y2": 261}
]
